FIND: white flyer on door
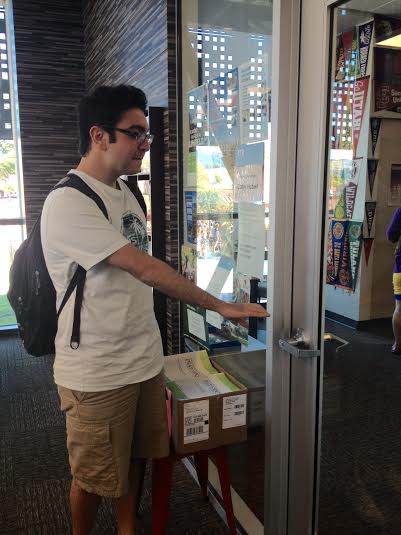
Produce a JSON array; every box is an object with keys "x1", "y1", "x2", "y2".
[
  {"x1": 183, "y1": 399, "x2": 210, "y2": 444},
  {"x1": 222, "y1": 394, "x2": 247, "y2": 429}
]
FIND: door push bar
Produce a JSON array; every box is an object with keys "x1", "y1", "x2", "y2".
[{"x1": 279, "y1": 328, "x2": 320, "y2": 359}]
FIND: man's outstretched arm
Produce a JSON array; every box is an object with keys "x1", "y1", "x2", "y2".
[{"x1": 106, "y1": 243, "x2": 269, "y2": 320}]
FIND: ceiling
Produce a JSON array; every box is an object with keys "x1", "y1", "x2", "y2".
[{"x1": 342, "y1": 0, "x2": 401, "y2": 17}]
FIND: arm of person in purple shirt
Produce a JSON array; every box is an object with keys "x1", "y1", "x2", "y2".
[{"x1": 387, "y1": 207, "x2": 401, "y2": 243}]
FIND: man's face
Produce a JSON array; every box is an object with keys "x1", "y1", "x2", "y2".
[{"x1": 105, "y1": 107, "x2": 151, "y2": 176}]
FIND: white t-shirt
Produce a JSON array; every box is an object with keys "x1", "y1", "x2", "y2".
[{"x1": 41, "y1": 169, "x2": 164, "y2": 391}]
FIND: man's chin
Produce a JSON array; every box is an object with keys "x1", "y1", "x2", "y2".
[{"x1": 128, "y1": 161, "x2": 142, "y2": 175}]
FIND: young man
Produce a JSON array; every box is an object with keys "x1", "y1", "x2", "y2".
[{"x1": 41, "y1": 85, "x2": 268, "y2": 535}]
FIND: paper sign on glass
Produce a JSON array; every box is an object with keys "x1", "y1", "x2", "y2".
[
  {"x1": 187, "y1": 308, "x2": 207, "y2": 341},
  {"x1": 237, "y1": 202, "x2": 265, "y2": 279}
]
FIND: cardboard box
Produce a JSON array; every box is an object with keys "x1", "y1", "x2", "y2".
[
  {"x1": 212, "y1": 349, "x2": 265, "y2": 428},
  {"x1": 169, "y1": 361, "x2": 248, "y2": 455}
]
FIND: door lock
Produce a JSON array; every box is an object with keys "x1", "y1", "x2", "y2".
[{"x1": 278, "y1": 328, "x2": 320, "y2": 359}]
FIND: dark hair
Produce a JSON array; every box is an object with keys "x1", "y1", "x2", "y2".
[{"x1": 78, "y1": 85, "x2": 148, "y2": 156}]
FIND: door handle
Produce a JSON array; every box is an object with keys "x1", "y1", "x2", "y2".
[{"x1": 279, "y1": 328, "x2": 320, "y2": 359}]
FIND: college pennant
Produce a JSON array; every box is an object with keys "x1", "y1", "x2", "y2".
[
  {"x1": 353, "y1": 77, "x2": 370, "y2": 157},
  {"x1": 345, "y1": 182, "x2": 358, "y2": 219},
  {"x1": 332, "y1": 220, "x2": 348, "y2": 280},
  {"x1": 370, "y1": 118, "x2": 381, "y2": 157},
  {"x1": 337, "y1": 228, "x2": 353, "y2": 290},
  {"x1": 365, "y1": 201, "x2": 377, "y2": 237},
  {"x1": 326, "y1": 221, "x2": 336, "y2": 285},
  {"x1": 363, "y1": 237, "x2": 374, "y2": 265},
  {"x1": 348, "y1": 221, "x2": 363, "y2": 290},
  {"x1": 358, "y1": 21, "x2": 374, "y2": 77},
  {"x1": 367, "y1": 159, "x2": 378, "y2": 197},
  {"x1": 351, "y1": 157, "x2": 363, "y2": 184}
]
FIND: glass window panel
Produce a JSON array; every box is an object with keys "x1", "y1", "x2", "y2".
[
  {"x1": 0, "y1": 224, "x2": 24, "y2": 328},
  {"x1": 181, "y1": 0, "x2": 272, "y2": 525}
]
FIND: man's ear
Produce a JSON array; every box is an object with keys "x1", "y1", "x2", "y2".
[{"x1": 89, "y1": 125, "x2": 108, "y2": 151}]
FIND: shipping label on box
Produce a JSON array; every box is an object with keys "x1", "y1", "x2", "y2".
[
  {"x1": 183, "y1": 399, "x2": 210, "y2": 444},
  {"x1": 222, "y1": 393, "x2": 247, "y2": 429}
]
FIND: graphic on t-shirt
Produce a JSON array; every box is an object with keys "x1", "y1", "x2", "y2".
[{"x1": 121, "y1": 211, "x2": 149, "y2": 253}]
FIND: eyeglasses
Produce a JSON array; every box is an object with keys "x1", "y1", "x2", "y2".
[{"x1": 102, "y1": 126, "x2": 154, "y2": 145}]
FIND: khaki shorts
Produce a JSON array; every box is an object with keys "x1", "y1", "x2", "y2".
[{"x1": 58, "y1": 372, "x2": 169, "y2": 498}]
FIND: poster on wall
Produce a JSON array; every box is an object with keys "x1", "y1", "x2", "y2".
[
  {"x1": 181, "y1": 244, "x2": 197, "y2": 284},
  {"x1": 188, "y1": 84, "x2": 209, "y2": 149},
  {"x1": 367, "y1": 159, "x2": 378, "y2": 197},
  {"x1": 233, "y1": 142, "x2": 264, "y2": 202},
  {"x1": 208, "y1": 68, "x2": 240, "y2": 146},
  {"x1": 365, "y1": 201, "x2": 377, "y2": 236},
  {"x1": 389, "y1": 163, "x2": 401, "y2": 206},
  {"x1": 375, "y1": 48, "x2": 401, "y2": 113},
  {"x1": 348, "y1": 221, "x2": 363, "y2": 290},
  {"x1": 184, "y1": 191, "x2": 197, "y2": 244},
  {"x1": 363, "y1": 237, "x2": 374, "y2": 265},
  {"x1": 370, "y1": 118, "x2": 381, "y2": 156},
  {"x1": 352, "y1": 76, "x2": 370, "y2": 157},
  {"x1": 222, "y1": 272, "x2": 251, "y2": 346},
  {"x1": 358, "y1": 21, "x2": 374, "y2": 77},
  {"x1": 332, "y1": 220, "x2": 348, "y2": 281}
]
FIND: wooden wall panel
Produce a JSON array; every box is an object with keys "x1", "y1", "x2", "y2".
[
  {"x1": 13, "y1": 0, "x2": 85, "y2": 231},
  {"x1": 83, "y1": 0, "x2": 168, "y2": 107}
]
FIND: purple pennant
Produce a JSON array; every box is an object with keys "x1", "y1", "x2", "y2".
[
  {"x1": 367, "y1": 160, "x2": 378, "y2": 197},
  {"x1": 370, "y1": 118, "x2": 381, "y2": 157},
  {"x1": 365, "y1": 201, "x2": 376, "y2": 237}
]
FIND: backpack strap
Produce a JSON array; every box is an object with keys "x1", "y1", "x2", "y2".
[{"x1": 53, "y1": 173, "x2": 109, "y2": 350}]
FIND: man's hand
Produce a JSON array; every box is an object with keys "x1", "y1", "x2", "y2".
[{"x1": 214, "y1": 301, "x2": 269, "y2": 320}]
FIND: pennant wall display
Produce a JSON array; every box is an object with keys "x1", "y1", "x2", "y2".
[
  {"x1": 365, "y1": 201, "x2": 377, "y2": 237},
  {"x1": 334, "y1": 189, "x2": 347, "y2": 219},
  {"x1": 363, "y1": 237, "x2": 374, "y2": 265},
  {"x1": 345, "y1": 182, "x2": 358, "y2": 219},
  {"x1": 358, "y1": 21, "x2": 374, "y2": 77},
  {"x1": 367, "y1": 159, "x2": 378, "y2": 197},
  {"x1": 348, "y1": 221, "x2": 363, "y2": 290},
  {"x1": 332, "y1": 220, "x2": 348, "y2": 280},
  {"x1": 352, "y1": 77, "x2": 370, "y2": 157},
  {"x1": 370, "y1": 118, "x2": 381, "y2": 157},
  {"x1": 351, "y1": 157, "x2": 363, "y2": 185}
]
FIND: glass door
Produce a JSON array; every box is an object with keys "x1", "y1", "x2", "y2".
[
  {"x1": 317, "y1": 3, "x2": 401, "y2": 534},
  {"x1": 179, "y1": 0, "x2": 303, "y2": 532}
]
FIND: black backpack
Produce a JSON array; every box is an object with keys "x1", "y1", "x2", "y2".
[{"x1": 7, "y1": 173, "x2": 147, "y2": 357}]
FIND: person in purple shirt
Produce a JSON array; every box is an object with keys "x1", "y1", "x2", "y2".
[{"x1": 387, "y1": 206, "x2": 401, "y2": 354}]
